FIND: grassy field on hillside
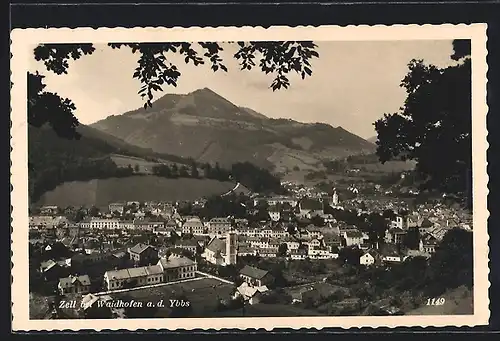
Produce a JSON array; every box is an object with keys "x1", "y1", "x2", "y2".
[
  {"x1": 112, "y1": 277, "x2": 234, "y2": 318},
  {"x1": 37, "y1": 176, "x2": 247, "y2": 209},
  {"x1": 353, "y1": 160, "x2": 416, "y2": 173}
]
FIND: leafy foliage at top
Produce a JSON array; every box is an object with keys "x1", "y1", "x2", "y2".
[
  {"x1": 29, "y1": 42, "x2": 319, "y2": 140},
  {"x1": 28, "y1": 71, "x2": 81, "y2": 139},
  {"x1": 374, "y1": 40, "x2": 472, "y2": 197}
]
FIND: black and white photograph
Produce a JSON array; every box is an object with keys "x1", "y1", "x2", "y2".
[{"x1": 10, "y1": 25, "x2": 489, "y2": 330}]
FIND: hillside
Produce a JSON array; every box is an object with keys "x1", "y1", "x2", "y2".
[
  {"x1": 28, "y1": 124, "x2": 193, "y2": 202},
  {"x1": 91, "y1": 88, "x2": 376, "y2": 172},
  {"x1": 367, "y1": 136, "x2": 378, "y2": 144},
  {"x1": 28, "y1": 124, "x2": 280, "y2": 205},
  {"x1": 36, "y1": 176, "x2": 249, "y2": 210},
  {"x1": 405, "y1": 286, "x2": 473, "y2": 315}
]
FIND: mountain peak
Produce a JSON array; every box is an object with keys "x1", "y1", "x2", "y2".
[{"x1": 191, "y1": 87, "x2": 218, "y2": 95}]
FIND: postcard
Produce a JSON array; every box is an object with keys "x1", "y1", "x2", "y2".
[{"x1": 11, "y1": 24, "x2": 489, "y2": 331}]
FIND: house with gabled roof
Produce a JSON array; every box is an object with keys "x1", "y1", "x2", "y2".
[
  {"x1": 239, "y1": 265, "x2": 274, "y2": 287},
  {"x1": 207, "y1": 217, "x2": 232, "y2": 236},
  {"x1": 202, "y1": 237, "x2": 226, "y2": 265},
  {"x1": 268, "y1": 205, "x2": 281, "y2": 222},
  {"x1": 40, "y1": 259, "x2": 65, "y2": 281},
  {"x1": 343, "y1": 230, "x2": 364, "y2": 247},
  {"x1": 360, "y1": 249, "x2": 381, "y2": 266},
  {"x1": 182, "y1": 216, "x2": 205, "y2": 235},
  {"x1": 128, "y1": 243, "x2": 158, "y2": 266},
  {"x1": 419, "y1": 233, "x2": 439, "y2": 254},
  {"x1": 58, "y1": 274, "x2": 91, "y2": 295},
  {"x1": 419, "y1": 217, "x2": 434, "y2": 234},
  {"x1": 384, "y1": 228, "x2": 407, "y2": 244},
  {"x1": 298, "y1": 198, "x2": 324, "y2": 219},
  {"x1": 380, "y1": 244, "x2": 405, "y2": 263},
  {"x1": 158, "y1": 255, "x2": 197, "y2": 282},
  {"x1": 234, "y1": 281, "x2": 269, "y2": 305}
]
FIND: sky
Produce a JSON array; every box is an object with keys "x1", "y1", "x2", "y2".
[{"x1": 29, "y1": 40, "x2": 457, "y2": 139}]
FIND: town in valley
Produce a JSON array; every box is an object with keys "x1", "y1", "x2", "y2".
[{"x1": 29, "y1": 175, "x2": 473, "y2": 319}]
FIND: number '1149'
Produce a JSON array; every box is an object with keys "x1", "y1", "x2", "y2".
[{"x1": 426, "y1": 298, "x2": 446, "y2": 305}]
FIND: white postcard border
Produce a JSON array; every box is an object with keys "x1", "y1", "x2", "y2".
[{"x1": 11, "y1": 24, "x2": 490, "y2": 331}]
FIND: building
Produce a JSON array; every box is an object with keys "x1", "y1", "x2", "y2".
[
  {"x1": 157, "y1": 255, "x2": 197, "y2": 282},
  {"x1": 109, "y1": 203, "x2": 125, "y2": 214},
  {"x1": 237, "y1": 245, "x2": 257, "y2": 257},
  {"x1": 207, "y1": 218, "x2": 232, "y2": 236},
  {"x1": 419, "y1": 234, "x2": 439, "y2": 254},
  {"x1": 384, "y1": 228, "x2": 407, "y2": 244},
  {"x1": 103, "y1": 265, "x2": 164, "y2": 291},
  {"x1": 118, "y1": 220, "x2": 134, "y2": 230},
  {"x1": 234, "y1": 282, "x2": 269, "y2": 305},
  {"x1": 226, "y1": 232, "x2": 238, "y2": 265},
  {"x1": 289, "y1": 248, "x2": 308, "y2": 260},
  {"x1": 39, "y1": 260, "x2": 66, "y2": 282},
  {"x1": 379, "y1": 244, "x2": 405, "y2": 263},
  {"x1": 80, "y1": 294, "x2": 116, "y2": 319},
  {"x1": 153, "y1": 226, "x2": 175, "y2": 237},
  {"x1": 134, "y1": 219, "x2": 165, "y2": 231},
  {"x1": 284, "y1": 239, "x2": 301, "y2": 250},
  {"x1": 259, "y1": 196, "x2": 298, "y2": 208},
  {"x1": 29, "y1": 215, "x2": 69, "y2": 230},
  {"x1": 343, "y1": 230, "x2": 364, "y2": 247},
  {"x1": 128, "y1": 243, "x2": 159, "y2": 266},
  {"x1": 86, "y1": 218, "x2": 120, "y2": 230},
  {"x1": 71, "y1": 252, "x2": 112, "y2": 268},
  {"x1": 303, "y1": 238, "x2": 322, "y2": 250},
  {"x1": 239, "y1": 265, "x2": 274, "y2": 287},
  {"x1": 58, "y1": 274, "x2": 91, "y2": 295},
  {"x1": 332, "y1": 189, "x2": 339, "y2": 206},
  {"x1": 39, "y1": 205, "x2": 60, "y2": 215},
  {"x1": 268, "y1": 206, "x2": 281, "y2": 222},
  {"x1": 174, "y1": 239, "x2": 199, "y2": 254},
  {"x1": 304, "y1": 225, "x2": 324, "y2": 239},
  {"x1": 298, "y1": 198, "x2": 324, "y2": 218},
  {"x1": 360, "y1": 250, "x2": 379, "y2": 266},
  {"x1": 202, "y1": 237, "x2": 226, "y2": 265},
  {"x1": 308, "y1": 248, "x2": 338, "y2": 260},
  {"x1": 182, "y1": 217, "x2": 205, "y2": 235}
]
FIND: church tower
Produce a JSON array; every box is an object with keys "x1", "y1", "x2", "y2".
[
  {"x1": 332, "y1": 188, "x2": 339, "y2": 206},
  {"x1": 225, "y1": 231, "x2": 237, "y2": 265}
]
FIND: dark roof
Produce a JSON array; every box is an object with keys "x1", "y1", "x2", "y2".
[
  {"x1": 300, "y1": 199, "x2": 323, "y2": 211},
  {"x1": 388, "y1": 228, "x2": 407, "y2": 234},
  {"x1": 59, "y1": 275, "x2": 91, "y2": 287},
  {"x1": 239, "y1": 265, "x2": 269, "y2": 279},
  {"x1": 175, "y1": 239, "x2": 198, "y2": 247},
  {"x1": 380, "y1": 244, "x2": 400, "y2": 257},
  {"x1": 345, "y1": 231, "x2": 363, "y2": 238},
  {"x1": 420, "y1": 218, "x2": 434, "y2": 228},
  {"x1": 129, "y1": 243, "x2": 155, "y2": 254},
  {"x1": 206, "y1": 238, "x2": 226, "y2": 253}
]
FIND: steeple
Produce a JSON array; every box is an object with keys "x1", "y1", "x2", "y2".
[{"x1": 332, "y1": 188, "x2": 339, "y2": 206}]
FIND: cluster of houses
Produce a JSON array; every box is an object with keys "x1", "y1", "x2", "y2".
[
  {"x1": 39, "y1": 241, "x2": 198, "y2": 295},
  {"x1": 31, "y1": 191, "x2": 473, "y2": 297}
]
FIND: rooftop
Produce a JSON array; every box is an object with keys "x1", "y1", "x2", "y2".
[{"x1": 239, "y1": 265, "x2": 269, "y2": 279}]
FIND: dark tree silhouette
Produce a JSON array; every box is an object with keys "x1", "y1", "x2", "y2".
[
  {"x1": 374, "y1": 40, "x2": 471, "y2": 198},
  {"x1": 29, "y1": 42, "x2": 319, "y2": 140},
  {"x1": 278, "y1": 243, "x2": 288, "y2": 257},
  {"x1": 426, "y1": 228, "x2": 473, "y2": 293},
  {"x1": 190, "y1": 161, "x2": 199, "y2": 178},
  {"x1": 28, "y1": 72, "x2": 80, "y2": 139}
]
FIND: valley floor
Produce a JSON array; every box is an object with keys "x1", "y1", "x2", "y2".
[{"x1": 37, "y1": 176, "x2": 248, "y2": 210}]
